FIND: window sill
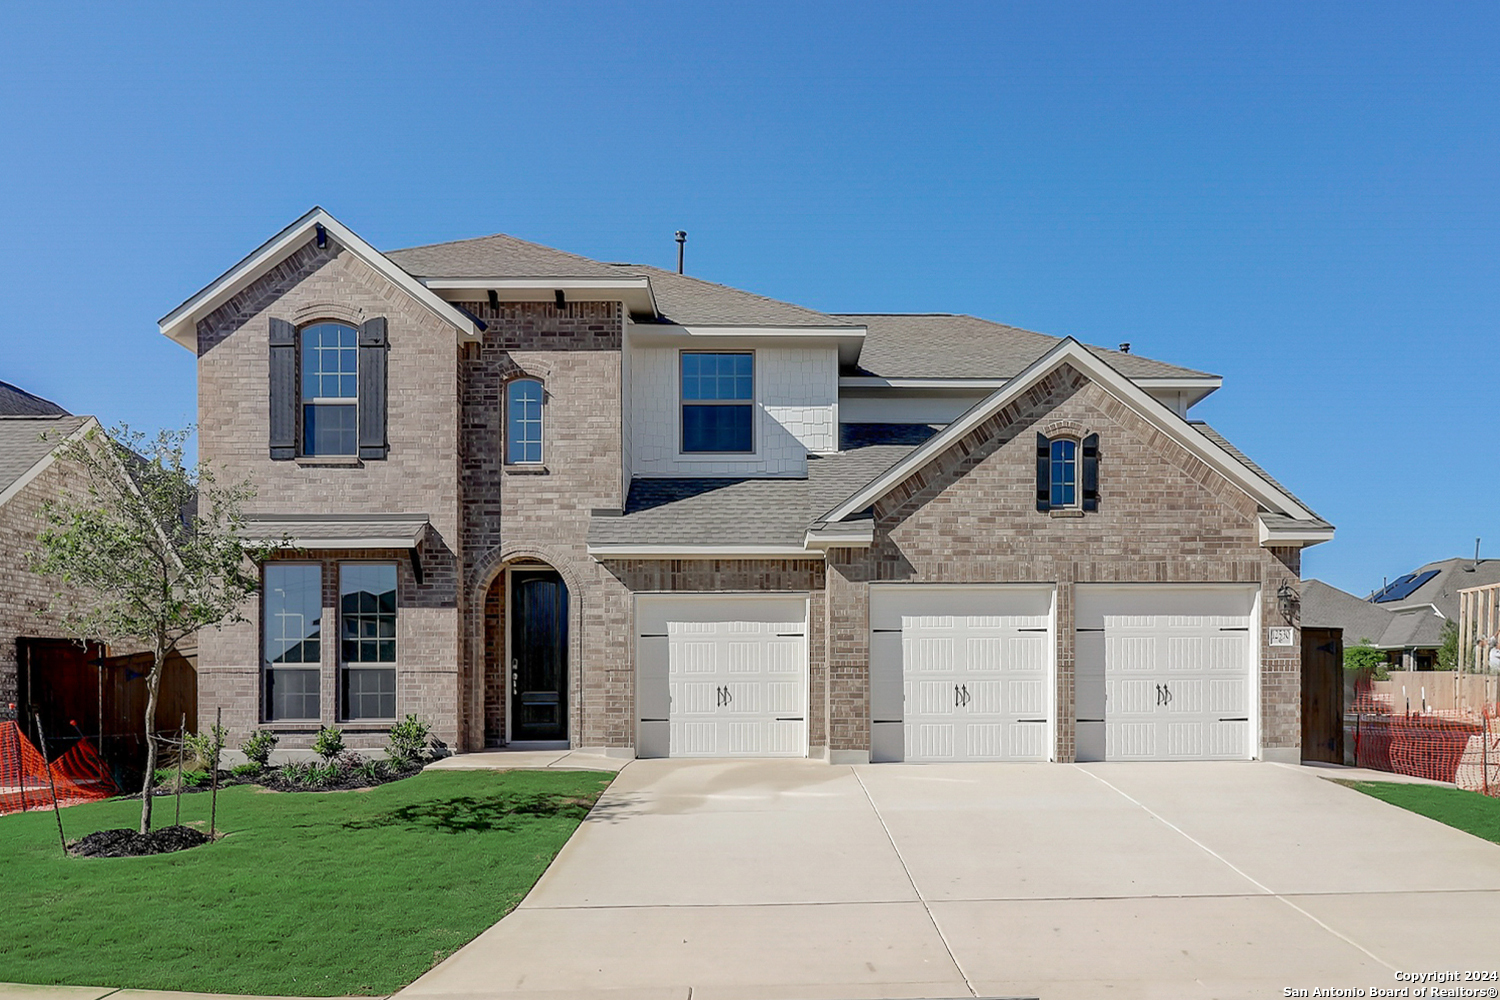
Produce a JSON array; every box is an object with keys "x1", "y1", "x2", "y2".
[
  {"x1": 1049, "y1": 508, "x2": 1085, "y2": 518},
  {"x1": 295, "y1": 456, "x2": 362, "y2": 467},
  {"x1": 504, "y1": 465, "x2": 549, "y2": 475},
  {"x1": 262, "y1": 722, "x2": 324, "y2": 731}
]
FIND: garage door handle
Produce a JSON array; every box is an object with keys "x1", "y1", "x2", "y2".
[
  {"x1": 960, "y1": 683, "x2": 970, "y2": 707},
  {"x1": 715, "y1": 686, "x2": 724, "y2": 707},
  {"x1": 1155, "y1": 684, "x2": 1163, "y2": 706},
  {"x1": 1163, "y1": 684, "x2": 1172, "y2": 705}
]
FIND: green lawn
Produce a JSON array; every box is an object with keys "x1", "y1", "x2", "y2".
[
  {"x1": 1341, "y1": 780, "x2": 1500, "y2": 845},
  {"x1": 0, "y1": 768, "x2": 613, "y2": 996}
]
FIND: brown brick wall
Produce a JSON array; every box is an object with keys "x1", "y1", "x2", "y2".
[
  {"x1": 826, "y1": 365, "x2": 1303, "y2": 760},
  {"x1": 196, "y1": 237, "x2": 463, "y2": 748}
]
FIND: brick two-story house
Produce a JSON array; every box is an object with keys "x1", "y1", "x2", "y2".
[{"x1": 159, "y1": 208, "x2": 1332, "y2": 764}]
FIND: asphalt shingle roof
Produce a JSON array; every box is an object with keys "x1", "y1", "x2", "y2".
[
  {"x1": 1190, "y1": 422, "x2": 1327, "y2": 525},
  {"x1": 385, "y1": 233, "x2": 625, "y2": 279},
  {"x1": 0, "y1": 381, "x2": 69, "y2": 417},
  {"x1": 1371, "y1": 558, "x2": 1500, "y2": 621},
  {"x1": 613, "y1": 264, "x2": 842, "y2": 328},
  {"x1": 0, "y1": 415, "x2": 88, "y2": 498},
  {"x1": 589, "y1": 430, "x2": 923, "y2": 549},
  {"x1": 1301, "y1": 579, "x2": 1448, "y2": 650},
  {"x1": 836, "y1": 314, "x2": 1214, "y2": 381}
]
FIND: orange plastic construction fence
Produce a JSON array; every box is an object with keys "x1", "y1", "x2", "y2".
[
  {"x1": 1347, "y1": 696, "x2": 1500, "y2": 797},
  {"x1": 0, "y1": 720, "x2": 116, "y2": 816}
]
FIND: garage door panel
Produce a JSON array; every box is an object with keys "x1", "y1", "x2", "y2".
[
  {"x1": 872, "y1": 586, "x2": 1056, "y2": 763},
  {"x1": 641, "y1": 596, "x2": 808, "y2": 759},
  {"x1": 909, "y1": 723, "x2": 956, "y2": 761},
  {"x1": 1079, "y1": 586, "x2": 1256, "y2": 762}
]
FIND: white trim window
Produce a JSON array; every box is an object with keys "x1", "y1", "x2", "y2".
[
  {"x1": 506, "y1": 377, "x2": 544, "y2": 465},
  {"x1": 263, "y1": 563, "x2": 322, "y2": 721},
  {"x1": 1049, "y1": 438, "x2": 1078, "y2": 509},
  {"x1": 340, "y1": 563, "x2": 397, "y2": 721},
  {"x1": 301, "y1": 322, "x2": 359, "y2": 456},
  {"x1": 681, "y1": 351, "x2": 753, "y2": 453}
]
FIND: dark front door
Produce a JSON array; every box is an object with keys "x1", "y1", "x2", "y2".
[{"x1": 510, "y1": 570, "x2": 568, "y2": 742}]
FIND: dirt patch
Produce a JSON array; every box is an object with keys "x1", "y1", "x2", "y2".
[{"x1": 70, "y1": 825, "x2": 211, "y2": 858}]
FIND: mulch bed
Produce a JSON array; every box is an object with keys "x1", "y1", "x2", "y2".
[
  {"x1": 70, "y1": 825, "x2": 210, "y2": 858},
  {"x1": 256, "y1": 761, "x2": 424, "y2": 793}
]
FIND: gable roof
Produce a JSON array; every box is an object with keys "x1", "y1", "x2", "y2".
[
  {"x1": 0, "y1": 415, "x2": 93, "y2": 506},
  {"x1": 837, "y1": 314, "x2": 1215, "y2": 381},
  {"x1": 0, "y1": 381, "x2": 69, "y2": 417},
  {"x1": 1302, "y1": 579, "x2": 1447, "y2": 650},
  {"x1": 1369, "y1": 557, "x2": 1500, "y2": 621},
  {"x1": 159, "y1": 207, "x2": 482, "y2": 350},
  {"x1": 819, "y1": 338, "x2": 1320, "y2": 529}
]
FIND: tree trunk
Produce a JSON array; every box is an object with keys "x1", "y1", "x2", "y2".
[{"x1": 138, "y1": 648, "x2": 165, "y2": 835}]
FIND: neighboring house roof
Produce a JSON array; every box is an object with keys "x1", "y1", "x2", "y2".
[
  {"x1": 837, "y1": 314, "x2": 1214, "y2": 381},
  {"x1": 1370, "y1": 557, "x2": 1500, "y2": 621},
  {"x1": 0, "y1": 415, "x2": 92, "y2": 506},
  {"x1": 1302, "y1": 579, "x2": 1447, "y2": 650},
  {"x1": 0, "y1": 381, "x2": 69, "y2": 417},
  {"x1": 588, "y1": 432, "x2": 922, "y2": 553}
]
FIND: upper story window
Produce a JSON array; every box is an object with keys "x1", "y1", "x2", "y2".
[
  {"x1": 1036, "y1": 431, "x2": 1099, "y2": 513},
  {"x1": 1049, "y1": 438, "x2": 1078, "y2": 508},
  {"x1": 300, "y1": 322, "x2": 358, "y2": 456},
  {"x1": 263, "y1": 562, "x2": 322, "y2": 721},
  {"x1": 506, "y1": 378, "x2": 544, "y2": 465},
  {"x1": 681, "y1": 352, "x2": 753, "y2": 453}
]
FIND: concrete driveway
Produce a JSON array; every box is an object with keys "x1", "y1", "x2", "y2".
[{"x1": 400, "y1": 760, "x2": 1500, "y2": 1000}]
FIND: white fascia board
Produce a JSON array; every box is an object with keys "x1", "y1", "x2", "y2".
[
  {"x1": 803, "y1": 523, "x2": 874, "y2": 551},
  {"x1": 1257, "y1": 516, "x2": 1336, "y2": 549},
  {"x1": 588, "y1": 543, "x2": 823, "y2": 560},
  {"x1": 158, "y1": 207, "x2": 481, "y2": 351},
  {"x1": 823, "y1": 338, "x2": 1316, "y2": 524},
  {"x1": 423, "y1": 276, "x2": 658, "y2": 316},
  {"x1": 658, "y1": 324, "x2": 866, "y2": 366},
  {"x1": 0, "y1": 416, "x2": 101, "y2": 508}
]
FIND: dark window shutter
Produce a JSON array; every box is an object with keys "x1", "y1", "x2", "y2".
[
  {"x1": 268, "y1": 318, "x2": 297, "y2": 460},
  {"x1": 1082, "y1": 432, "x2": 1100, "y2": 511},
  {"x1": 358, "y1": 317, "x2": 388, "y2": 460},
  {"x1": 1035, "y1": 433, "x2": 1050, "y2": 512}
]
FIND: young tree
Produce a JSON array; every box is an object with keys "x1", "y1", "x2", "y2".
[
  {"x1": 28, "y1": 425, "x2": 279, "y2": 834},
  {"x1": 1435, "y1": 619, "x2": 1460, "y2": 671}
]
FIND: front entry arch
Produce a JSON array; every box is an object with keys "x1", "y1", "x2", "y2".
[{"x1": 482, "y1": 561, "x2": 570, "y2": 747}]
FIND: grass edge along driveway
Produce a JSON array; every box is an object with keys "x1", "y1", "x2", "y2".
[
  {"x1": 0, "y1": 768, "x2": 613, "y2": 996},
  {"x1": 1339, "y1": 779, "x2": 1500, "y2": 845}
]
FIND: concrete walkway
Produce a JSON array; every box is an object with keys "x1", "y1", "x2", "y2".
[
  {"x1": 400, "y1": 758, "x2": 1500, "y2": 1000},
  {"x1": 425, "y1": 750, "x2": 629, "y2": 773}
]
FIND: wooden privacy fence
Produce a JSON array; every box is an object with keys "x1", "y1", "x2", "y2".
[
  {"x1": 1459, "y1": 582, "x2": 1500, "y2": 699},
  {"x1": 1375, "y1": 671, "x2": 1500, "y2": 715}
]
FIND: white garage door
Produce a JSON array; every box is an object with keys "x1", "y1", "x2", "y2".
[
  {"x1": 1075, "y1": 586, "x2": 1257, "y2": 762},
  {"x1": 635, "y1": 595, "x2": 808, "y2": 759},
  {"x1": 870, "y1": 586, "x2": 1055, "y2": 762}
]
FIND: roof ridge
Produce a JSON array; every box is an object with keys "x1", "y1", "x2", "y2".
[{"x1": 388, "y1": 231, "x2": 621, "y2": 270}]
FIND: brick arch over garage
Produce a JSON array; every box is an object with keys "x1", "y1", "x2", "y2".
[{"x1": 467, "y1": 544, "x2": 590, "y2": 750}]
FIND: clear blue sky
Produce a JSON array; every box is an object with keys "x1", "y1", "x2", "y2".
[{"x1": 1, "y1": 2, "x2": 1495, "y2": 596}]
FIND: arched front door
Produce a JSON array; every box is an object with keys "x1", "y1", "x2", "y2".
[{"x1": 510, "y1": 569, "x2": 568, "y2": 742}]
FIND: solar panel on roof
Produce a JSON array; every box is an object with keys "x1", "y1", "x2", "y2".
[
  {"x1": 1372, "y1": 569, "x2": 1439, "y2": 603},
  {"x1": 1369, "y1": 574, "x2": 1414, "y2": 602}
]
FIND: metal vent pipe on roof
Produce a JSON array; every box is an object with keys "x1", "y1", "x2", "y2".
[
  {"x1": 1118, "y1": 342, "x2": 1131, "y2": 354},
  {"x1": 676, "y1": 231, "x2": 687, "y2": 274}
]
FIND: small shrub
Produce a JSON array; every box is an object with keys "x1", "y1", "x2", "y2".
[
  {"x1": 230, "y1": 762, "x2": 263, "y2": 780},
  {"x1": 184, "y1": 723, "x2": 229, "y2": 772},
  {"x1": 385, "y1": 714, "x2": 432, "y2": 765},
  {"x1": 240, "y1": 729, "x2": 279, "y2": 766},
  {"x1": 312, "y1": 726, "x2": 345, "y2": 764},
  {"x1": 278, "y1": 761, "x2": 313, "y2": 786},
  {"x1": 308, "y1": 762, "x2": 340, "y2": 786}
]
